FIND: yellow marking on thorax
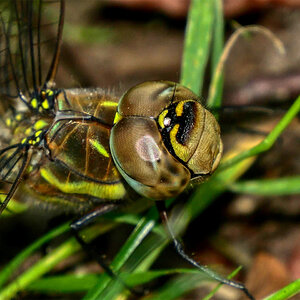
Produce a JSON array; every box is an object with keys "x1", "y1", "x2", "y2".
[
  {"x1": 113, "y1": 112, "x2": 122, "y2": 124},
  {"x1": 95, "y1": 99, "x2": 118, "y2": 118},
  {"x1": 90, "y1": 139, "x2": 110, "y2": 158},
  {"x1": 102, "y1": 101, "x2": 118, "y2": 107}
]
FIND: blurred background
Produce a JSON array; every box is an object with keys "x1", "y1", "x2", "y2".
[
  {"x1": 0, "y1": 0, "x2": 299, "y2": 299},
  {"x1": 58, "y1": 2, "x2": 300, "y2": 297}
]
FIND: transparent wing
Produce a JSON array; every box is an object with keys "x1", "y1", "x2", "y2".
[
  {"x1": 0, "y1": 0, "x2": 64, "y2": 107},
  {"x1": 0, "y1": 144, "x2": 31, "y2": 214},
  {"x1": 0, "y1": 0, "x2": 65, "y2": 214}
]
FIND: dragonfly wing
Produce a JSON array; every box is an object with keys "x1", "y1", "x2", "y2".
[
  {"x1": 0, "y1": 0, "x2": 65, "y2": 214},
  {"x1": 0, "y1": 0, "x2": 64, "y2": 106}
]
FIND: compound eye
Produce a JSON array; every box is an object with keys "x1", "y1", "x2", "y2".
[{"x1": 110, "y1": 117, "x2": 190, "y2": 200}]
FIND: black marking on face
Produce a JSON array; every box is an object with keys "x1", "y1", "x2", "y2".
[
  {"x1": 157, "y1": 101, "x2": 195, "y2": 169},
  {"x1": 176, "y1": 101, "x2": 196, "y2": 145}
]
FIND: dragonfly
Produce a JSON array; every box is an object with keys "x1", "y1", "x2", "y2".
[{"x1": 0, "y1": 1, "x2": 256, "y2": 299}]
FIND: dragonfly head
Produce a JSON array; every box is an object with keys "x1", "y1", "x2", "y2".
[{"x1": 110, "y1": 81, "x2": 223, "y2": 200}]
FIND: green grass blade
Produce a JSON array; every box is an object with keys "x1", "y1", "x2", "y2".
[
  {"x1": 0, "y1": 222, "x2": 116, "y2": 300},
  {"x1": 0, "y1": 209, "x2": 160, "y2": 300},
  {"x1": 180, "y1": 0, "x2": 214, "y2": 94},
  {"x1": 82, "y1": 210, "x2": 157, "y2": 300},
  {"x1": 263, "y1": 279, "x2": 300, "y2": 300},
  {"x1": 0, "y1": 222, "x2": 69, "y2": 288},
  {"x1": 230, "y1": 177, "x2": 300, "y2": 195},
  {"x1": 211, "y1": 0, "x2": 224, "y2": 74},
  {"x1": 219, "y1": 95, "x2": 300, "y2": 171},
  {"x1": 208, "y1": 25, "x2": 285, "y2": 111},
  {"x1": 147, "y1": 266, "x2": 242, "y2": 300},
  {"x1": 25, "y1": 269, "x2": 205, "y2": 293},
  {"x1": 202, "y1": 266, "x2": 242, "y2": 300},
  {"x1": 184, "y1": 152, "x2": 256, "y2": 224},
  {"x1": 3, "y1": 96, "x2": 296, "y2": 300},
  {"x1": 0, "y1": 238, "x2": 80, "y2": 300},
  {"x1": 3, "y1": 2, "x2": 298, "y2": 299},
  {"x1": 146, "y1": 273, "x2": 211, "y2": 300},
  {"x1": 27, "y1": 274, "x2": 100, "y2": 293},
  {"x1": 123, "y1": 269, "x2": 199, "y2": 286},
  {"x1": 92, "y1": 138, "x2": 261, "y2": 299},
  {"x1": 187, "y1": 93, "x2": 299, "y2": 222},
  {"x1": 207, "y1": 0, "x2": 224, "y2": 110},
  {"x1": 87, "y1": 155, "x2": 257, "y2": 300}
]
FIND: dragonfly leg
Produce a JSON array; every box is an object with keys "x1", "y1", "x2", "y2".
[
  {"x1": 70, "y1": 204, "x2": 146, "y2": 298},
  {"x1": 156, "y1": 201, "x2": 256, "y2": 300},
  {"x1": 70, "y1": 203, "x2": 117, "y2": 231}
]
